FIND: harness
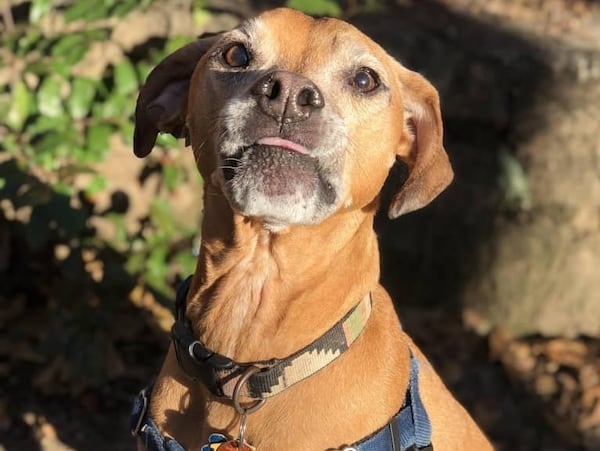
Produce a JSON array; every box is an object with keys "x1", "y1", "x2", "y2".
[{"x1": 130, "y1": 277, "x2": 433, "y2": 451}]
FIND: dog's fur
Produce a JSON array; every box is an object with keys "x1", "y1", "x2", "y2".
[{"x1": 133, "y1": 8, "x2": 493, "y2": 450}]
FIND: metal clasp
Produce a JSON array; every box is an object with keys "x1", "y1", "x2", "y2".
[{"x1": 232, "y1": 366, "x2": 266, "y2": 448}]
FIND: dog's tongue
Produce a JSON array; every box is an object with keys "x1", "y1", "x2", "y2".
[{"x1": 256, "y1": 137, "x2": 308, "y2": 154}]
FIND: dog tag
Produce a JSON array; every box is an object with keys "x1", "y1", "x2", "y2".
[
  {"x1": 201, "y1": 433, "x2": 228, "y2": 451},
  {"x1": 215, "y1": 440, "x2": 256, "y2": 451},
  {"x1": 201, "y1": 433, "x2": 256, "y2": 451}
]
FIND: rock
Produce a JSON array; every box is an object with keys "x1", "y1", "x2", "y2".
[{"x1": 362, "y1": 0, "x2": 600, "y2": 337}]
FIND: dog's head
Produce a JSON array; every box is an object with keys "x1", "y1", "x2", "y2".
[{"x1": 134, "y1": 8, "x2": 452, "y2": 229}]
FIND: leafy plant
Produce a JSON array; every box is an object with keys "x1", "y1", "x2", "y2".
[
  {"x1": 286, "y1": 0, "x2": 342, "y2": 16},
  {"x1": 0, "y1": 0, "x2": 201, "y2": 391}
]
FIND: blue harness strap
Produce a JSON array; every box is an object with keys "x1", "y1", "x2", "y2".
[
  {"x1": 351, "y1": 354, "x2": 433, "y2": 451},
  {"x1": 130, "y1": 385, "x2": 185, "y2": 451},
  {"x1": 130, "y1": 353, "x2": 433, "y2": 451}
]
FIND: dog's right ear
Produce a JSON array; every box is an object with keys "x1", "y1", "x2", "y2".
[
  {"x1": 133, "y1": 34, "x2": 220, "y2": 158},
  {"x1": 388, "y1": 64, "x2": 453, "y2": 218}
]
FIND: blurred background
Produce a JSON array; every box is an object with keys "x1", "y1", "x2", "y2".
[{"x1": 1, "y1": 0, "x2": 599, "y2": 449}]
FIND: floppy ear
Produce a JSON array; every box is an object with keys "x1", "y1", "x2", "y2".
[
  {"x1": 388, "y1": 65, "x2": 453, "y2": 218},
  {"x1": 133, "y1": 34, "x2": 220, "y2": 158}
]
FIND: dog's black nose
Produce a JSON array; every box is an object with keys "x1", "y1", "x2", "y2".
[{"x1": 252, "y1": 71, "x2": 324, "y2": 123}]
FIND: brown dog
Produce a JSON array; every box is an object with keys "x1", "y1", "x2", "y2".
[{"x1": 132, "y1": 7, "x2": 493, "y2": 451}]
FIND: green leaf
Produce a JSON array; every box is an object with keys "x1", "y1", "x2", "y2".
[
  {"x1": 111, "y1": 0, "x2": 139, "y2": 17},
  {"x1": 64, "y1": 0, "x2": 109, "y2": 22},
  {"x1": 6, "y1": 81, "x2": 33, "y2": 130},
  {"x1": 0, "y1": 95, "x2": 10, "y2": 123},
  {"x1": 25, "y1": 59, "x2": 48, "y2": 76},
  {"x1": 67, "y1": 78, "x2": 97, "y2": 119},
  {"x1": 86, "y1": 124, "x2": 111, "y2": 155},
  {"x1": 28, "y1": 116, "x2": 69, "y2": 138},
  {"x1": 85, "y1": 29, "x2": 110, "y2": 42},
  {"x1": 136, "y1": 61, "x2": 153, "y2": 82},
  {"x1": 163, "y1": 164, "x2": 181, "y2": 192},
  {"x1": 95, "y1": 92, "x2": 129, "y2": 119},
  {"x1": 126, "y1": 248, "x2": 146, "y2": 274},
  {"x1": 1, "y1": 134, "x2": 21, "y2": 154},
  {"x1": 192, "y1": 8, "x2": 212, "y2": 27},
  {"x1": 17, "y1": 31, "x2": 42, "y2": 56},
  {"x1": 33, "y1": 131, "x2": 64, "y2": 157},
  {"x1": 155, "y1": 133, "x2": 179, "y2": 148},
  {"x1": 192, "y1": 0, "x2": 208, "y2": 7},
  {"x1": 285, "y1": 0, "x2": 342, "y2": 17},
  {"x1": 52, "y1": 34, "x2": 88, "y2": 66},
  {"x1": 145, "y1": 245, "x2": 170, "y2": 295},
  {"x1": 34, "y1": 152, "x2": 60, "y2": 171},
  {"x1": 114, "y1": 60, "x2": 138, "y2": 96},
  {"x1": 118, "y1": 121, "x2": 135, "y2": 145},
  {"x1": 85, "y1": 174, "x2": 107, "y2": 197},
  {"x1": 49, "y1": 60, "x2": 71, "y2": 78},
  {"x1": 31, "y1": 130, "x2": 78, "y2": 170},
  {"x1": 174, "y1": 249, "x2": 196, "y2": 275},
  {"x1": 64, "y1": 0, "x2": 91, "y2": 22},
  {"x1": 106, "y1": 213, "x2": 128, "y2": 250},
  {"x1": 30, "y1": 0, "x2": 53, "y2": 22},
  {"x1": 37, "y1": 76, "x2": 64, "y2": 118},
  {"x1": 165, "y1": 36, "x2": 194, "y2": 55},
  {"x1": 54, "y1": 182, "x2": 74, "y2": 196},
  {"x1": 150, "y1": 198, "x2": 176, "y2": 236}
]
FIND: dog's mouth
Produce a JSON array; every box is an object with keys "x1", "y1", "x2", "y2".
[
  {"x1": 217, "y1": 129, "x2": 341, "y2": 226},
  {"x1": 221, "y1": 139, "x2": 332, "y2": 199}
]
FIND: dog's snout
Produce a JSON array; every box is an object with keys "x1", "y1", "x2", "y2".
[{"x1": 252, "y1": 71, "x2": 324, "y2": 123}]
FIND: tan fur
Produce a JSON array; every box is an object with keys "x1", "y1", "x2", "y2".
[{"x1": 134, "y1": 8, "x2": 492, "y2": 451}]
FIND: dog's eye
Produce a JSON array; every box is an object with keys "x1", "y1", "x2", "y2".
[
  {"x1": 223, "y1": 43, "x2": 250, "y2": 68},
  {"x1": 352, "y1": 68, "x2": 380, "y2": 93}
]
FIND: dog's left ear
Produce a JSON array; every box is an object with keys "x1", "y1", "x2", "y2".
[
  {"x1": 133, "y1": 34, "x2": 220, "y2": 158},
  {"x1": 388, "y1": 65, "x2": 453, "y2": 218}
]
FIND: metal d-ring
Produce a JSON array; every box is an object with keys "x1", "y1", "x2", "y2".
[
  {"x1": 233, "y1": 366, "x2": 266, "y2": 448},
  {"x1": 232, "y1": 366, "x2": 266, "y2": 415}
]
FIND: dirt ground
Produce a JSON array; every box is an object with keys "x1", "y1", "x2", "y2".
[{"x1": 2, "y1": 305, "x2": 597, "y2": 451}]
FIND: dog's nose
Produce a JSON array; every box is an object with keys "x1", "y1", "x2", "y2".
[{"x1": 252, "y1": 71, "x2": 324, "y2": 123}]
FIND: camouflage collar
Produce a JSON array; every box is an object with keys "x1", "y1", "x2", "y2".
[{"x1": 171, "y1": 276, "x2": 372, "y2": 400}]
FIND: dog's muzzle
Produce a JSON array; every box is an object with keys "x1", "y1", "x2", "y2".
[{"x1": 215, "y1": 67, "x2": 347, "y2": 227}]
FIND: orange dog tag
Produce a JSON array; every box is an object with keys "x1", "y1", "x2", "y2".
[{"x1": 216, "y1": 441, "x2": 256, "y2": 451}]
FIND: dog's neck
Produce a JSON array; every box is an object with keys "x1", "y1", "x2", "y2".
[{"x1": 185, "y1": 181, "x2": 380, "y2": 362}]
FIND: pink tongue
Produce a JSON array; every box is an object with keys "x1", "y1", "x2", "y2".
[{"x1": 256, "y1": 137, "x2": 308, "y2": 154}]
